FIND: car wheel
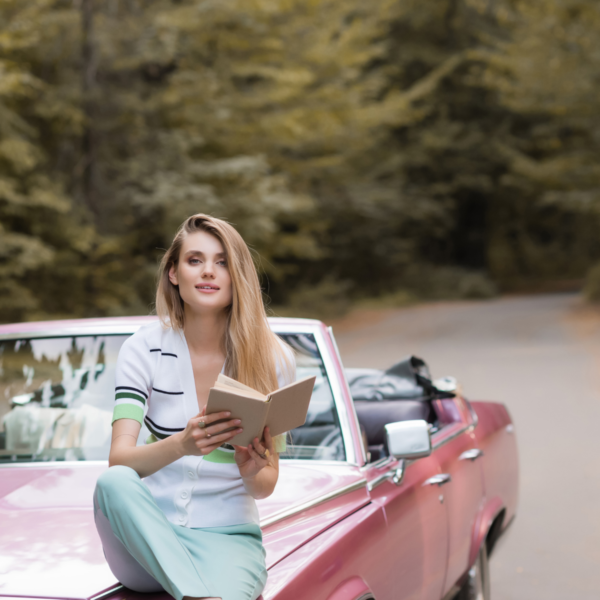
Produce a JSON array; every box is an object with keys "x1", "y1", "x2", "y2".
[{"x1": 456, "y1": 543, "x2": 490, "y2": 600}]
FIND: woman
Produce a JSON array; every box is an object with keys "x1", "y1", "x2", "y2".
[{"x1": 94, "y1": 214, "x2": 295, "y2": 600}]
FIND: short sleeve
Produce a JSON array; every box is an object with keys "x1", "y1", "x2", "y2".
[
  {"x1": 273, "y1": 338, "x2": 297, "y2": 453},
  {"x1": 112, "y1": 332, "x2": 154, "y2": 426}
]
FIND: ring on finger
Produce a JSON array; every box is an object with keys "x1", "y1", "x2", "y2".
[
  {"x1": 197, "y1": 419, "x2": 206, "y2": 429},
  {"x1": 205, "y1": 431, "x2": 212, "y2": 439}
]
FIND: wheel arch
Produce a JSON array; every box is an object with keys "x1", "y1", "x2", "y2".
[
  {"x1": 468, "y1": 497, "x2": 505, "y2": 568},
  {"x1": 325, "y1": 576, "x2": 375, "y2": 600}
]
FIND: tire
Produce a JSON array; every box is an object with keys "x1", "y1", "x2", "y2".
[{"x1": 456, "y1": 543, "x2": 491, "y2": 600}]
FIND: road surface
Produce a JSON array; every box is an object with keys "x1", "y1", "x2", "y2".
[{"x1": 332, "y1": 293, "x2": 600, "y2": 600}]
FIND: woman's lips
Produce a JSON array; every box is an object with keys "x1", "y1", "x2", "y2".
[{"x1": 195, "y1": 285, "x2": 220, "y2": 293}]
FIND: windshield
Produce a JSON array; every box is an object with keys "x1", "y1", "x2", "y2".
[{"x1": 0, "y1": 332, "x2": 345, "y2": 463}]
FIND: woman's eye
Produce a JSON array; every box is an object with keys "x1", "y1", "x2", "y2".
[
  {"x1": 217, "y1": 260, "x2": 227, "y2": 267},
  {"x1": 189, "y1": 258, "x2": 200, "y2": 265}
]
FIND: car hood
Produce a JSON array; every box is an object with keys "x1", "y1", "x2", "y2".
[{"x1": 0, "y1": 462, "x2": 368, "y2": 600}]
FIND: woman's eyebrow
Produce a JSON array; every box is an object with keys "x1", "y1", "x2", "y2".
[{"x1": 184, "y1": 250, "x2": 227, "y2": 258}]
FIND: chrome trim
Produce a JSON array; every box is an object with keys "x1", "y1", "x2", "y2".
[
  {"x1": 260, "y1": 479, "x2": 368, "y2": 528},
  {"x1": 0, "y1": 458, "x2": 357, "y2": 469},
  {"x1": 0, "y1": 460, "x2": 109, "y2": 469},
  {"x1": 89, "y1": 585, "x2": 124, "y2": 600},
  {"x1": 367, "y1": 471, "x2": 393, "y2": 492},
  {"x1": 423, "y1": 473, "x2": 452, "y2": 487},
  {"x1": 297, "y1": 326, "x2": 356, "y2": 465},
  {"x1": 432, "y1": 424, "x2": 469, "y2": 450},
  {"x1": 361, "y1": 455, "x2": 393, "y2": 471},
  {"x1": 0, "y1": 317, "x2": 321, "y2": 342},
  {"x1": 0, "y1": 325, "x2": 144, "y2": 341},
  {"x1": 392, "y1": 462, "x2": 405, "y2": 486},
  {"x1": 327, "y1": 325, "x2": 364, "y2": 465},
  {"x1": 367, "y1": 459, "x2": 405, "y2": 491},
  {"x1": 464, "y1": 397, "x2": 479, "y2": 428},
  {"x1": 459, "y1": 448, "x2": 484, "y2": 461},
  {"x1": 1, "y1": 322, "x2": 357, "y2": 468},
  {"x1": 319, "y1": 326, "x2": 358, "y2": 465},
  {"x1": 279, "y1": 459, "x2": 354, "y2": 467}
]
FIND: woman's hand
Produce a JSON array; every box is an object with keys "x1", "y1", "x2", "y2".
[
  {"x1": 176, "y1": 407, "x2": 243, "y2": 457},
  {"x1": 233, "y1": 426, "x2": 276, "y2": 481}
]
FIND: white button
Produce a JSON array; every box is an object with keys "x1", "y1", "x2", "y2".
[
  {"x1": 181, "y1": 491, "x2": 188, "y2": 499},
  {"x1": 179, "y1": 515, "x2": 185, "y2": 522},
  {"x1": 187, "y1": 471, "x2": 195, "y2": 479}
]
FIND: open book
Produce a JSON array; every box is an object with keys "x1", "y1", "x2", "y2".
[{"x1": 206, "y1": 373, "x2": 316, "y2": 447}]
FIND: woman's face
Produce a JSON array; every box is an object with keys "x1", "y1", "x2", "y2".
[{"x1": 169, "y1": 230, "x2": 233, "y2": 315}]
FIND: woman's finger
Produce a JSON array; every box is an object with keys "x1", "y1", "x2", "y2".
[
  {"x1": 202, "y1": 410, "x2": 233, "y2": 425},
  {"x1": 249, "y1": 441, "x2": 268, "y2": 461},
  {"x1": 197, "y1": 428, "x2": 242, "y2": 448},
  {"x1": 248, "y1": 444, "x2": 265, "y2": 465},
  {"x1": 263, "y1": 426, "x2": 274, "y2": 453},
  {"x1": 204, "y1": 418, "x2": 242, "y2": 436}
]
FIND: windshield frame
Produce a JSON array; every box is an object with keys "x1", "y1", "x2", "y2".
[{"x1": 0, "y1": 319, "x2": 355, "y2": 468}]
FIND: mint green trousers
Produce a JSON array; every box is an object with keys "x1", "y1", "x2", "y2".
[{"x1": 94, "y1": 466, "x2": 267, "y2": 600}]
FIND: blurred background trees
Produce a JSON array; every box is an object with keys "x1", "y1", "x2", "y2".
[{"x1": 1, "y1": 0, "x2": 600, "y2": 323}]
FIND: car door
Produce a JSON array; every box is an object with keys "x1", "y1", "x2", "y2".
[
  {"x1": 431, "y1": 421, "x2": 484, "y2": 597},
  {"x1": 365, "y1": 453, "x2": 448, "y2": 600}
]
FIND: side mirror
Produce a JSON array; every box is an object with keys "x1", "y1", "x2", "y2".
[{"x1": 385, "y1": 419, "x2": 432, "y2": 460}]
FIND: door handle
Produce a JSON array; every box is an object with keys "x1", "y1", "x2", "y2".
[
  {"x1": 423, "y1": 473, "x2": 452, "y2": 487},
  {"x1": 459, "y1": 448, "x2": 484, "y2": 461}
]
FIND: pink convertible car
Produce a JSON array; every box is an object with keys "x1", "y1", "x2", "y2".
[{"x1": 0, "y1": 317, "x2": 518, "y2": 600}]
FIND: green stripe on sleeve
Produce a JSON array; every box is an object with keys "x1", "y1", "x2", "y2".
[
  {"x1": 115, "y1": 392, "x2": 146, "y2": 404},
  {"x1": 112, "y1": 403, "x2": 144, "y2": 425}
]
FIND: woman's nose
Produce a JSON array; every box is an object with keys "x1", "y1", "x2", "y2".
[{"x1": 201, "y1": 262, "x2": 216, "y2": 277}]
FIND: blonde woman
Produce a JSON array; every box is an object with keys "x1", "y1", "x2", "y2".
[{"x1": 93, "y1": 214, "x2": 294, "y2": 600}]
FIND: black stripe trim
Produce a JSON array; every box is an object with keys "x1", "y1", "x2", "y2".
[
  {"x1": 152, "y1": 387, "x2": 184, "y2": 395},
  {"x1": 115, "y1": 386, "x2": 148, "y2": 399},
  {"x1": 144, "y1": 419, "x2": 169, "y2": 439},
  {"x1": 149, "y1": 349, "x2": 177, "y2": 357},
  {"x1": 145, "y1": 416, "x2": 185, "y2": 433}
]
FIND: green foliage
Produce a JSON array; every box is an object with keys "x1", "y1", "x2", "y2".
[
  {"x1": 584, "y1": 262, "x2": 600, "y2": 303},
  {"x1": 2, "y1": 0, "x2": 600, "y2": 323}
]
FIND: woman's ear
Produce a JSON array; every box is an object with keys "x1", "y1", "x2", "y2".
[{"x1": 168, "y1": 265, "x2": 179, "y2": 286}]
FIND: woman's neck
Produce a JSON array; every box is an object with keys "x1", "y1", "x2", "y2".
[{"x1": 182, "y1": 308, "x2": 228, "y2": 357}]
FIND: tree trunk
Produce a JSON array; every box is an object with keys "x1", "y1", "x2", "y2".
[{"x1": 81, "y1": 0, "x2": 97, "y2": 215}]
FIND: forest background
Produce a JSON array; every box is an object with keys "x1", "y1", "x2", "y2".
[{"x1": 2, "y1": 0, "x2": 600, "y2": 324}]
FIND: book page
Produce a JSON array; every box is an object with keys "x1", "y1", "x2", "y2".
[{"x1": 214, "y1": 373, "x2": 267, "y2": 400}]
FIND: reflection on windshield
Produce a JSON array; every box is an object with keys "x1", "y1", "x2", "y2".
[
  {"x1": 0, "y1": 332, "x2": 345, "y2": 463},
  {"x1": 0, "y1": 336, "x2": 128, "y2": 462}
]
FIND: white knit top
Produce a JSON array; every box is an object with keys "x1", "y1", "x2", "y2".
[{"x1": 112, "y1": 321, "x2": 295, "y2": 528}]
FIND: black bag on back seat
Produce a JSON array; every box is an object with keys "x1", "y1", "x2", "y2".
[{"x1": 347, "y1": 355, "x2": 453, "y2": 402}]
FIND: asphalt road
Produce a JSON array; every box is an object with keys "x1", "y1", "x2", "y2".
[{"x1": 332, "y1": 293, "x2": 600, "y2": 600}]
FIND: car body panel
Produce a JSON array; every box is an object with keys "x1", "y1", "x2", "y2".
[
  {"x1": 262, "y1": 502, "x2": 387, "y2": 600},
  {"x1": 0, "y1": 463, "x2": 115, "y2": 599},
  {"x1": 469, "y1": 401, "x2": 519, "y2": 530},
  {"x1": 432, "y1": 428, "x2": 484, "y2": 596},
  {"x1": 0, "y1": 318, "x2": 519, "y2": 600},
  {"x1": 0, "y1": 461, "x2": 368, "y2": 598},
  {"x1": 366, "y1": 454, "x2": 448, "y2": 600}
]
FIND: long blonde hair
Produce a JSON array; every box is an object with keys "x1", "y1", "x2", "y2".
[{"x1": 156, "y1": 214, "x2": 290, "y2": 394}]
